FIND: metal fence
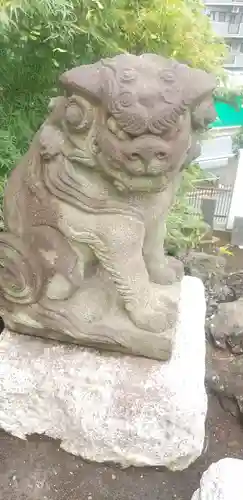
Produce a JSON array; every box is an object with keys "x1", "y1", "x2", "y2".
[{"x1": 187, "y1": 185, "x2": 234, "y2": 230}]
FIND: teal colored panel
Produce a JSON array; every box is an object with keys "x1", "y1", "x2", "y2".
[{"x1": 210, "y1": 97, "x2": 243, "y2": 128}]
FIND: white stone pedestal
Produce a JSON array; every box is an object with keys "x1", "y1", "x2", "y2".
[
  {"x1": 0, "y1": 276, "x2": 207, "y2": 471},
  {"x1": 192, "y1": 458, "x2": 243, "y2": 499}
]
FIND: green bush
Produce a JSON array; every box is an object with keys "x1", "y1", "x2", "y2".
[
  {"x1": 0, "y1": 0, "x2": 226, "y2": 244},
  {"x1": 165, "y1": 164, "x2": 209, "y2": 255},
  {"x1": 232, "y1": 125, "x2": 243, "y2": 155},
  {"x1": 0, "y1": 0, "x2": 225, "y2": 162}
]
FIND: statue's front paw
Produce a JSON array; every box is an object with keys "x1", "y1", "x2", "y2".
[
  {"x1": 149, "y1": 265, "x2": 177, "y2": 285},
  {"x1": 148, "y1": 256, "x2": 184, "y2": 285},
  {"x1": 166, "y1": 256, "x2": 184, "y2": 280},
  {"x1": 127, "y1": 291, "x2": 177, "y2": 332}
]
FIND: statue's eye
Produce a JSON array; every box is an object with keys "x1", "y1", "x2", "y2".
[
  {"x1": 130, "y1": 153, "x2": 140, "y2": 161},
  {"x1": 156, "y1": 152, "x2": 167, "y2": 160}
]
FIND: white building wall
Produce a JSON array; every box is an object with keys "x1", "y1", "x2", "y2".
[
  {"x1": 198, "y1": 127, "x2": 237, "y2": 174},
  {"x1": 227, "y1": 148, "x2": 243, "y2": 229}
]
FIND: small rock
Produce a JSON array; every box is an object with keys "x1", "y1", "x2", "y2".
[
  {"x1": 206, "y1": 342, "x2": 243, "y2": 419},
  {"x1": 191, "y1": 458, "x2": 243, "y2": 499},
  {"x1": 225, "y1": 271, "x2": 243, "y2": 300},
  {"x1": 209, "y1": 299, "x2": 243, "y2": 354},
  {"x1": 182, "y1": 251, "x2": 226, "y2": 283}
]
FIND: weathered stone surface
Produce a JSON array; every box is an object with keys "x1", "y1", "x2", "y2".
[
  {"x1": 205, "y1": 269, "x2": 243, "y2": 420},
  {"x1": 0, "y1": 53, "x2": 216, "y2": 360},
  {"x1": 209, "y1": 299, "x2": 243, "y2": 354},
  {"x1": 0, "y1": 276, "x2": 207, "y2": 470},
  {"x1": 225, "y1": 270, "x2": 243, "y2": 301},
  {"x1": 206, "y1": 341, "x2": 243, "y2": 419},
  {"x1": 182, "y1": 251, "x2": 229, "y2": 321},
  {"x1": 191, "y1": 458, "x2": 243, "y2": 500},
  {"x1": 183, "y1": 251, "x2": 226, "y2": 283}
]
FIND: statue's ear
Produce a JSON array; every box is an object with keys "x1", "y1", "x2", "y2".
[
  {"x1": 48, "y1": 96, "x2": 66, "y2": 111},
  {"x1": 59, "y1": 62, "x2": 102, "y2": 103},
  {"x1": 179, "y1": 65, "x2": 217, "y2": 108},
  {"x1": 191, "y1": 98, "x2": 217, "y2": 130}
]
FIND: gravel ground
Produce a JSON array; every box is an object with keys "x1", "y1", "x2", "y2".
[{"x1": 1, "y1": 394, "x2": 243, "y2": 500}]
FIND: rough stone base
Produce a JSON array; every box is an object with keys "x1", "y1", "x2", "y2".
[
  {"x1": 191, "y1": 458, "x2": 243, "y2": 499},
  {"x1": 0, "y1": 276, "x2": 206, "y2": 471}
]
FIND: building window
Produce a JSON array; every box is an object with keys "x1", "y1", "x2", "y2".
[
  {"x1": 228, "y1": 14, "x2": 242, "y2": 35},
  {"x1": 228, "y1": 13, "x2": 242, "y2": 24},
  {"x1": 229, "y1": 13, "x2": 237, "y2": 24},
  {"x1": 225, "y1": 54, "x2": 236, "y2": 65},
  {"x1": 210, "y1": 11, "x2": 217, "y2": 21},
  {"x1": 228, "y1": 23, "x2": 240, "y2": 34},
  {"x1": 219, "y1": 12, "x2": 226, "y2": 22},
  {"x1": 230, "y1": 40, "x2": 240, "y2": 51},
  {"x1": 240, "y1": 43, "x2": 243, "y2": 53}
]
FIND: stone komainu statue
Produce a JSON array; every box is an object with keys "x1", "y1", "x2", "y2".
[{"x1": 0, "y1": 54, "x2": 216, "y2": 360}]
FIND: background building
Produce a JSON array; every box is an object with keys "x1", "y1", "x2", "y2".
[
  {"x1": 189, "y1": 2, "x2": 243, "y2": 237},
  {"x1": 204, "y1": 0, "x2": 243, "y2": 70}
]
